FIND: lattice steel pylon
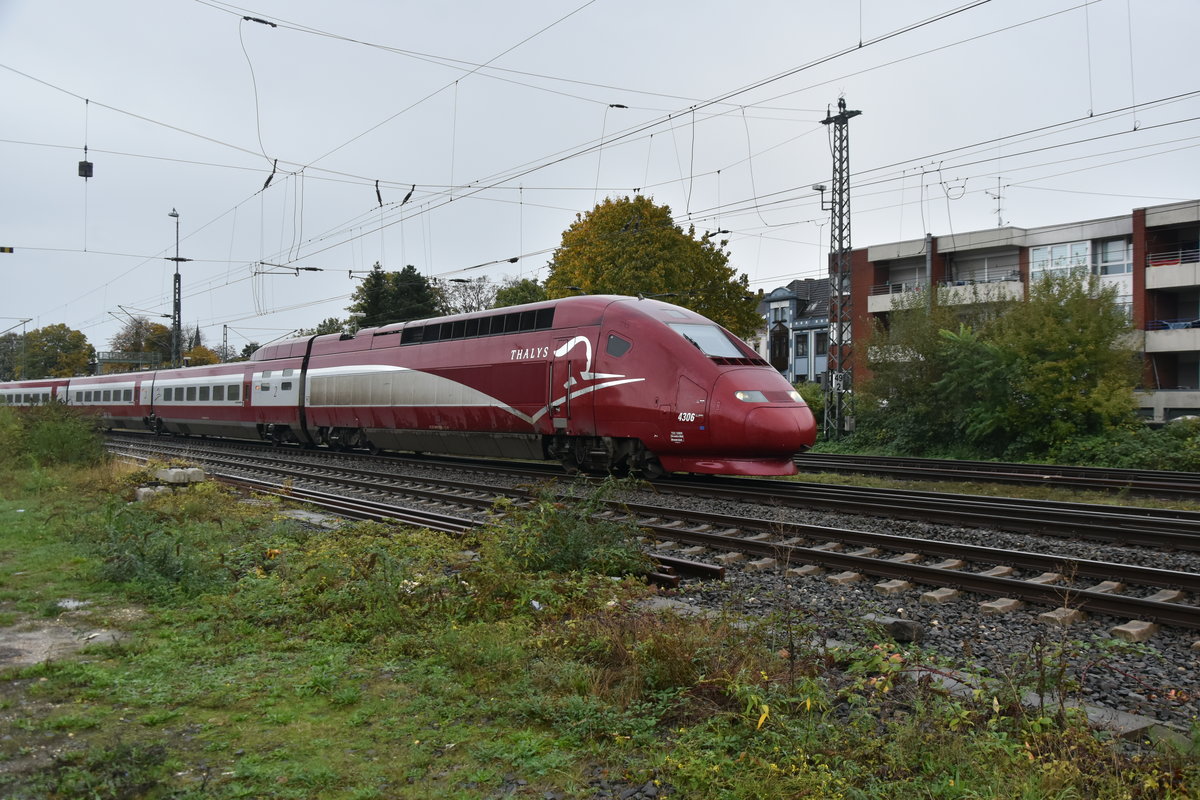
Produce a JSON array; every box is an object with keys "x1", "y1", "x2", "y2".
[{"x1": 820, "y1": 97, "x2": 861, "y2": 441}]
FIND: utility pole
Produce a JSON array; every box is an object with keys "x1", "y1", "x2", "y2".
[
  {"x1": 166, "y1": 209, "x2": 191, "y2": 369},
  {"x1": 820, "y1": 97, "x2": 861, "y2": 441}
]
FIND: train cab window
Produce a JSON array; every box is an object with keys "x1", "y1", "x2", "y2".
[
  {"x1": 213, "y1": 385, "x2": 225, "y2": 402},
  {"x1": 667, "y1": 323, "x2": 742, "y2": 358},
  {"x1": 281, "y1": 381, "x2": 293, "y2": 391},
  {"x1": 228, "y1": 385, "x2": 240, "y2": 402},
  {"x1": 102, "y1": 390, "x2": 112, "y2": 402},
  {"x1": 123, "y1": 389, "x2": 133, "y2": 402},
  {"x1": 186, "y1": 387, "x2": 197, "y2": 401},
  {"x1": 606, "y1": 334, "x2": 632, "y2": 358},
  {"x1": 198, "y1": 386, "x2": 210, "y2": 402}
]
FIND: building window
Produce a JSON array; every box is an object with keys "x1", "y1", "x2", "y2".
[
  {"x1": 814, "y1": 332, "x2": 828, "y2": 356},
  {"x1": 1098, "y1": 238, "x2": 1133, "y2": 275},
  {"x1": 794, "y1": 334, "x2": 808, "y2": 358},
  {"x1": 1031, "y1": 241, "x2": 1090, "y2": 280}
]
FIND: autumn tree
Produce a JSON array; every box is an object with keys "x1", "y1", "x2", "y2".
[
  {"x1": 347, "y1": 263, "x2": 440, "y2": 330},
  {"x1": 544, "y1": 195, "x2": 761, "y2": 338},
  {"x1": 105, "y1": 317, "x2": 170, "y2": 373},
  {"x1": 493, "y1": 276, "x2": 547, "y2": 308},
  {"x1": 184, "y1": 344, "x2": 220, "y2": 366},
  {"x1": 23, "y1": 324, "x2": 93, "y2": 378}
]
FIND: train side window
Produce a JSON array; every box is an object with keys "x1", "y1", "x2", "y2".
[
  {"x1": 198, "y1": 386, "x2": 210, "y2": 402},
  {"x1": 606, "y1": 334, "x2": 632, "y2": 358},
  {"x1": 281, "y1": 381, "x2": 293, "y2": 391},
  {"x1": 228, "y1": 385, "x2": 240, "y2": 401},
  {"x1": 213, "y1": 385, "x2": 225, "y2": 401},
  {"x1": 262, "y1": 370, "x2": 272, "y2": 378},
  {"x1": 282, "y1": 369, "x2": 294, "y2": 377},
  {"x1": 123, "y1": 389, "x2": 132, "y2": 402},
  {"x1": 186, "y1": 387, "x2": 197, "y2": 401},
  {"x1": 75, "y1": 392, "x2": 82, "y2": 402},
  {"x1": 259, "y1": 383, "x2": 270, "y2": 392},
  {"x1": 84, "y1": 391, "x2": 93, "y2": 402},
  {"x1": 102, "y1": 390, "x2": 112, "y2": 402}
]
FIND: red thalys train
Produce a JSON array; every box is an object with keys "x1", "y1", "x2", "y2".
[{"x1": 0, "y1": 296, "x2": 816, "y2": 476}]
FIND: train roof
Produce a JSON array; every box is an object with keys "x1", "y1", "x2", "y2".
[{"x1": 249, "y1": 295, "x2": 709, "y2": 362}]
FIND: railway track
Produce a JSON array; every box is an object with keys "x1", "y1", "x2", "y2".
[
  {"x1": 107, "y1": 433, "x2": 1200, "y2": 633},
  {"x1": 794, "y1": 452, "x2": 1200, "y2": 498}
]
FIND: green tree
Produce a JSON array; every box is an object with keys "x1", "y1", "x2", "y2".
[
  {"x1": 544, "y1": 195, "x2": 761, "y2": 338},
  {"x1": 23, "y1": 324, "x2": 93, "y2": 378},
  {"x1": 858, "y1": 273, "x2": 1138, "y2": 460},
  {"x1": 347, "y1": 263, "x2": 440, "y2": 330},
  {"x1": 493, "y1": 276, "x2": 547, "y2": 308},
  {"x1": 0, "y1": 332, "x2": 21, "y2": 381},
  {"x1": 434, "y1": 276, "x2": 496, "y2": 314},
  {"x1": 297, "y1": 317, "x2": 345, "y2": 337},
  {"x1": 988, "y1": 272, "x2": 1139, "y2": 456}
]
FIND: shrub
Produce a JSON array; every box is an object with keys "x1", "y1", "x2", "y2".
[
  {"x1": 474, "y1": 478, "x2": 653, "y2": 578},
  {"x1": 0, "y1": 403, "x2": 105, "y2": 468}
]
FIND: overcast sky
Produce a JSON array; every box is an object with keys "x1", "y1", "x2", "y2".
[{"x1": 2, "y1": 0, "x2": 1198, "y2": 353}]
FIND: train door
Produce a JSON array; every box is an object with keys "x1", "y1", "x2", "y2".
[{"x1": 549, "y1": 334, "x2": 594, "y2": 434}]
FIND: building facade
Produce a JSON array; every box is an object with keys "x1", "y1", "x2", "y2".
[
  {"x1": 750, "y1": 278, "x2": 830, "y2": 384},
  {"x1": 758, "y1": 200, "x2": 1200, "y2": 422}
]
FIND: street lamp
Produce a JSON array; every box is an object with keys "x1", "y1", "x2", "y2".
[{"x1": 166, "y1": 209, "x2": 191, "y2": 368}]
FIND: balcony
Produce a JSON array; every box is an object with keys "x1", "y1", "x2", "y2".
[
  {"x1": 1146, "y1": 248, "x2": 1200, "y2": 290},
  {"x1": 1136, "y1": 389, "x2": 1200, "y2": 424},
  {"x1": 1145, "y1": 318, "x2": 1200, "y2": 352},
  {"x1": 867, "y1": 281, "x2": 925, "y2": 313},
  {"x1": 937, "y1": 278, "x2": 1023, "y2": 306}
]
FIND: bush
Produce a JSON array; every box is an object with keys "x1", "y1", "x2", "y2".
[
  {"x1": 0, "y1": 403, "x2": 105, "y2": 468},
  {"x1": 1048, "y1": 418, "x2": 1200, "y2": 470},
  {"x1": 474, "y1": 478, "x2": 653, "y2": 577}
]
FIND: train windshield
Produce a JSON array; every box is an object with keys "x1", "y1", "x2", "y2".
[{"x1": 667, "y1": 323, "x2": 742, "y2": 358}]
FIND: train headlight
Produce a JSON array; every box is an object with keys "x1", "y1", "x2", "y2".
[
  {"x1": 734, "y1": 390, "x2": 768, "y2": 402},
  {"x1": 787, "y1": 390, "x2": 805, "y2": 403}
]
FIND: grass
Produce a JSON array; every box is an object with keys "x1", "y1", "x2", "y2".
[{"x1": 0, "y1": 442, "x2": 1196, "y2": 796}]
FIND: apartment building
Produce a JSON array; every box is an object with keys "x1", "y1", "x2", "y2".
[{"x1": 757, "y1": 200, "x2": 1200, "y2": 423}]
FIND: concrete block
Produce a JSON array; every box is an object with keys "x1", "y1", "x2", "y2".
[
  {"x1": 1110, "y1": 620, "x2": 1159, "y2": 643},
  {"x1": 930, "y1": 559, "x2": 965, "y2": 570},
  {"x1": 652, "y1": 540, "x2": 678, "y2": 551},
  {"x1": 921, "y1": 587, "x2": 961, "y2": 605},
  {"x1": 714, "y1": 551, "x2": 744, "y2": 566},
  {"x1": 847, "y1": 546, "x2": 881, "y2": 557},
  {"x1": 826, "y1": 571, "x2": 862, "y2": 585},
  {"x1": 979, "y1": 598, "x2": 1023, "y2": 615},
  {"x1": 1026, "y1": 572, "x2": 1063, "y2": 585},
  {"x1": 1145, "y1": 589, "x2": 1185, "y2": 604},
  {"x1": 1087, "y1": 580, "x2": 1126, "y2": 594},
  {"x1": 134, "y1": 485, "x2": 170, "y2": 502},
  {"x1": 862, "y1": 613, "x2": 923, "y2": 642},
  {"x1": 889, "y1": 552, "x2": 922, "y2": 564},
  {"x1": 677, "y1": 546, "x2": 707, "y2": 557},
  {"x1": 1039, "y1": 607, "x2": 1086, "y2": 626},
  {"x1": 744, "y1": 532, "x2": 774, "y2": 542},
  {"x1": 812, "y1": 541, "x2": 844, "y2": 552},
  {"x1": 786, "y1": 564, "x2": 824, "y2": 578},
  {"x1": 746, "y1": 557, "x2": 778, "y2": 572},
  {"x1": 874, "y1": 579, "x2": 913, "y2": 595},
  {"x1": 978, "y1": 565, "x2": 1014, "y2": 578}
]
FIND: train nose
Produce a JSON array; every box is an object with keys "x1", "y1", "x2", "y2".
[{"x1": 743, "y1": 404, "x2": 815, "y2": 453}]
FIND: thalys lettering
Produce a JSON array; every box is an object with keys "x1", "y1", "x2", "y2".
[
  {"x1": 509, "y1": 345, "x2": 550, "y2": 360},
  {"x1": 0, "y1": 296, "x2": 815, "y2": 477}
]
